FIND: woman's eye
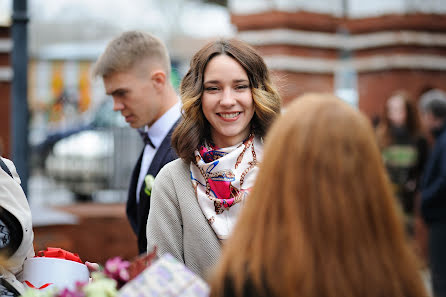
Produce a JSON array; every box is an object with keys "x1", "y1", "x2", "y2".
[
  {"x1": 205, "y1": 86, "x2": 219, "y2": 92},
  {"x1": 235, "y1": 85, "x2": 249, "y2": 90}
]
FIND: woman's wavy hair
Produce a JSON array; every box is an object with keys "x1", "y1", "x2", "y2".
[
  {"x1": 376, "y1": 90, "x2": 423, "y2": 148},
  {"x1": 171, "y1": 38, "x2": 281, "y2": 163},
  {"x1": 210, "y1": 93, "x2": 428, "y2": 297}
]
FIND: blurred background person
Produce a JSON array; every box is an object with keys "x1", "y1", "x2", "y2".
[
  {"x1": 418, "y1": 90, "x2": 446, "y2": 297},
  {"x1": 93, "y1": 31, "x2": 180, "y2": 255},
  {"x1": 376, "y1": 90, "x2": 428, "y2": 235},
  {"x1": 0, "y1": 157, "x2": 34, "y2": 296},
  {"x1": 210, "y1": 93, "x2": 428, "y2": 297},
  {"x1": 146, "y1": 38, "x2": 281, "y2": 278}
]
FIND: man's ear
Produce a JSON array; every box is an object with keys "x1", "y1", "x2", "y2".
[{"x1": 151, "y1": 71, "x2": 167, "y2": 90}]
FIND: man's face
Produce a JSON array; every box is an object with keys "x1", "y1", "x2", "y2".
[
  {"x1": 103, "y1": 68, "x2": 161, "y2": 129},
  {"x1": 421, "y1": 111, "x2": 441, "y2": 132}
]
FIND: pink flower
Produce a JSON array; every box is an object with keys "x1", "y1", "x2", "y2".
[
  {"x1": 57, "y1": 286, "x2": 85, "y2": 297},
  {"x1": 104, "y1": 257, "x2": 130, "y2": 288}
]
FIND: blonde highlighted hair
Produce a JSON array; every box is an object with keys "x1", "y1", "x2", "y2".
[
  {"x1": 93, "y1": 30, "x2": 171, "y2": 78},
  {"x1": 210, "y1": 93, "x2": 428, "y2": 297},
  {"x1": 171, "y1": 38, "x2": 281, "y2": 163}
]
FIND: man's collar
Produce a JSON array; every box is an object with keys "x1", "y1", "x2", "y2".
[{"x1": 145, "y1": 101, "x2": 181, "y2": 147}]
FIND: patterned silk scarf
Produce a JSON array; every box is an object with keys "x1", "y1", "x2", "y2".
[{"x1": 190, "y1": 134, "x2": 263, "y2": 240}]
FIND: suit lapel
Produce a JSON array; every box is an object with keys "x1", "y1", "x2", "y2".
[
  {"x1": 136, "y1": 120, "x2": 179, "y2": 253},
  {"x1": 138, "y1": 122, "x2": 178, "y2": 209},
  {"x1": 126, "y1": 150, "x2": 144, "y2": 233}
]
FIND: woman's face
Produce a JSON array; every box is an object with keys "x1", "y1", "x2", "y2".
[
  {"x1": 387, "y1": 95, "x2": 407, "y2": 127},
  {"x1": 201, "y1": 54, "x2": 255, "y2": 148}
]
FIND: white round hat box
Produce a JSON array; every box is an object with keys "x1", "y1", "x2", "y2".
[{"x1": 22, "y1": 257, "x2": 89, "y2": 290}]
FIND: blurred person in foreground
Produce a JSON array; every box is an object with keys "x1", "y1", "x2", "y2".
[
  {"x1": 376, "y1": 90, "x2": 428, "y2": 234},
  {"x1": 418, "y1": 89, "x2": 446, "y2": 297},
  {"x1": 146, "y1": 38, "x2": 281, "y2": 278},
  {"x1": 0, "y1": 157, "x2": 34, "y2": 296},
  {"x1": 210, "y1": 93, "x2": 428, "y2": 297},
  {"x1": 93, "y1": 31, "x2": 180, "y2": 255},
  {"x1": 0, "y1": 158, "x2": 100, "y2": 295}
]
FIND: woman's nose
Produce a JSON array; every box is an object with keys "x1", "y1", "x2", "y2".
[{"x1": 220, "y1": 88, "x2": 236, "y2": 106}]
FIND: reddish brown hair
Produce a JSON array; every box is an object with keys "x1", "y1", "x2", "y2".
[{"x1": 210, "y1": 93, "x2": 427, "y2": 297}]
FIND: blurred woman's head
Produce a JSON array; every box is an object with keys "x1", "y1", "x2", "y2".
[
  {"x1": 387, "y1": 93, "x2": 407, "y2": 127},
  {"x1": 210, "y1": 93, "x2": 427, "y2": 297},
  {"x1": 172, "y1": 39, "x2": 281, "y2": 161},
  {"x1": 384, "y1": 91, "x2": 421, "y2": 131},
  {"x1": 377, "y1": 90, "x2": 422, "y2": 147}
]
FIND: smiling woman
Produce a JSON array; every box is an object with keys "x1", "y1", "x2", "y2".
[
  {"x1": 201, "y1": 55, "x2": 255, "y2": 148},
  {"x1": 146, "y1": 38, "x2": 282, "y2": 278}
]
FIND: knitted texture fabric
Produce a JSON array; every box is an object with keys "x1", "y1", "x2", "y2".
[{"x1": 146, "y1": 159, "x2": 221, "y2": 280}]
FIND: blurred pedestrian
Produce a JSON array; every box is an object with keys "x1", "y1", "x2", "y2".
[
  {"x1": 376, "y1": 90, "x2": 428, "y2": 234},
  {"x1": 418, "y1": 89, "x2": 446, "y2": 297},
  {"x1": 0, "y1": 157, "x2": 35, "y2": 296},
  {"x1": 210, "y1": 93, "x2": 428, "y2": 297},
  {"x1": 146, "y1": 38, "x2": 281, "y2": 278},
  {"x1": 93, "y1": 31, "x2": 180, "y2": 255}
]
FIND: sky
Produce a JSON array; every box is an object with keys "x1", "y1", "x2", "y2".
[
  {"x1": 0, "y1": 0, "x2": 10, "y2": 25},
  {"x1": 0, "y1": 0, "x2": 234, "y2": 39}
]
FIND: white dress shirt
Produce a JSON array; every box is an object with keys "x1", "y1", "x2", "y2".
[{"x1": 136, "y1": 101, "x2": 181, "y2": 203}]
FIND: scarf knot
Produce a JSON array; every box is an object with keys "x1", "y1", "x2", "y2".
[{"x1": 190, "y1": 135, "x2": 262, "y2": 240}]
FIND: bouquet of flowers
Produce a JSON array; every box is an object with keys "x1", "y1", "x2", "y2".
[{"x1": 21, "y1": 248, "x2": 158, "y2": 297}]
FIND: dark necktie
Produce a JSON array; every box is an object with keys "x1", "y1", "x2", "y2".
[{"x1": 138, "y1": 129, "x2": 155, "y2": 149}]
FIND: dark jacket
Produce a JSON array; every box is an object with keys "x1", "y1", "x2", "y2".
[
  {"x1": 217, "y1": 276, "x2": 272, "y2": 297},
  {"x1": 126, "y1": 123, "x2": 178, "y2": 254},
  {"x1": 421, "y1": 122, "x2": 446, "y2": 224}
]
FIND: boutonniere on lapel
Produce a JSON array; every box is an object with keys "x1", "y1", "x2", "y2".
[{"x1": 144, "y1": 174, "x2": 155, "y2": 196}]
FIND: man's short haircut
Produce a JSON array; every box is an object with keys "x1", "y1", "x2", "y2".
[
  {"x1": 93, "y1": 30, "x2": 171, "y2": 78},
  {"x1": 419, "y1": 89, "x2": 446, "y2": 119}
]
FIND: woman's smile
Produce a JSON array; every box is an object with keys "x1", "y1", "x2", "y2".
[{"x1": 218, "y1": 112, "x2": 242, "y2": 121}]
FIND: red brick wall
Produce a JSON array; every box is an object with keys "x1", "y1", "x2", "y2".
[
  {"x1": 33, "y1": 203, "x2": 139, "y2": 264},
  {"x1": 232, "y1": 10, "x2": 338, "y2": 32},
  {"x1": 272, "y1": 71, "x2": 334, "y2": 105},
  {"x1": 358, "y1": 70, "x2": 446, "y2": 117},
  {"x1": 0, "y1": 82, "x2": 10, "y2": 157},
  {"x1": 233, "y1": 11, "x2": 446, "y2": 116},
  {"x1": 343, "y1": 13, "x2": 446, "y2": 34},
  {"x1": 0, "y1": 26, "x2": 10, "y2": 157}
]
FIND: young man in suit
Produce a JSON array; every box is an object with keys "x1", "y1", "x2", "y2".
[{"x1": 94, "y1": 31, "x2": 180, "y2": 254}]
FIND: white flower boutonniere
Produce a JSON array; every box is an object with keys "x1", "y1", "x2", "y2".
[{"x1": 144, "y1": 174, "x2": 155, "y2": 196}]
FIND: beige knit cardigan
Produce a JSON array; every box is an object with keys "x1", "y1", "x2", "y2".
[{"x1": 146, "y1": 158, "x2": 221, "y2": 279}]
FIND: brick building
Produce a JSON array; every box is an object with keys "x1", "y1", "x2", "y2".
[
  {"x1": 0, "y1": 26, "x2": 12, "y2": 157},
  {"x1": 230, "y1": 0, "x2": 446, "y2": 118}
]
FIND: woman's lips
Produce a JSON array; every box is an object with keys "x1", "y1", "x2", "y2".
[{"x1": 217, "y1": 112, "x2": 241, "y2": 121}]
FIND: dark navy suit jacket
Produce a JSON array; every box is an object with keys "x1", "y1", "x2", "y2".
[
  {"x1": 126, "y1": 122, "x2": 178, "y2": 254},
  {"x1": 421, "y1": 123, "x2": 446, "y2": 225}
]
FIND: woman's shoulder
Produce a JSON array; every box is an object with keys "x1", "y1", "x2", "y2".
[
  {"x1": 155, "y1": 159, "x2": 191, "y2": 186},
  {"x1": 152, "y1": 158, "x2": 194, "y2": 204},
  {"x1": 159, "y1": 158, "x2": 189, "y2": 174}
]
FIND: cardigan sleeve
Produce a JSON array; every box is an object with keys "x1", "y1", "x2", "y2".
[{"x1": 146, "y1": 162, "x2": 184, "y2": 262}]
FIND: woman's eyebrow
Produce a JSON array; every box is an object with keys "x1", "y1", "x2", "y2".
[
  {"x1": 204, "y1": 80, "x2": 220, "y2": 84},
  {"x1": 204, "y1": 79, "x2": 249, "y2": 84}
]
